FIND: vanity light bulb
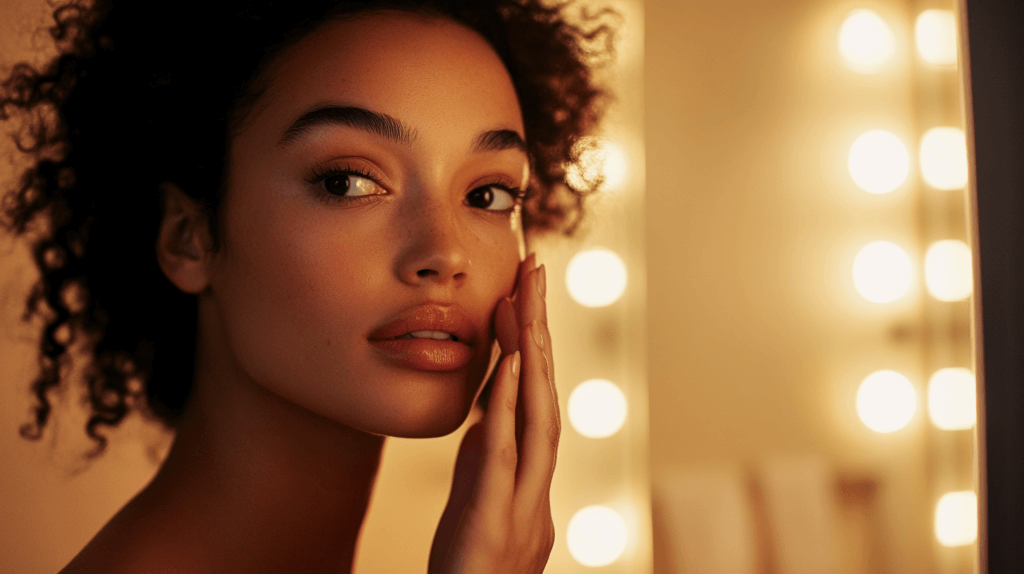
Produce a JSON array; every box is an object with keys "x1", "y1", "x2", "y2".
[
  {"x1": 928, "y1": 368, "x2": 976, "y2": 430},
  {"x1": 566, "y1": 248, "x2": 628, "y2": 307},
  {"x1": 919, "y1": 127, "x2": 968, "y2": 190},
  {"x1": 568, "y1": 379, "x2": 628, "y2": 438},
  {"x1": 838, "y1": 9, "x2": 897, "y2": 73},
  {"x1": 915, "y1": 10, "x2": 959, "y2": 67},
  {"x1": 565, "y1": 137, "x2": 630, "y2": 193},
  {"x1": 567, "y1": 505, "x2": 628, "y2": 567},
  {"x1": 935, "y1": 491, "x2": 978, "y2": 547},
  {"x1": 848, "y1": 130, "x2": 910, "y2": 194},
  {"x1": 596, "y1": 140, "x2": 630, "y2": 191},
  {"x1": 856, "y1": 370, "x2": 916, "y2": 433},
  {"x1": 924, "y1": 240, "x2": 973, "y2": 302},
  {"x1": 853, "y1": 241, "x2": 913, "y2": 303}
]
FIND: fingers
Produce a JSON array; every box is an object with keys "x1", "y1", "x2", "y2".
[
  {"x1": 472, "y1": 351, "x2": 521, "y2": 516},
  {"x1": 514, "y1": 254, "x2": 544, "y2": 330},
  {"x1": 494, "y1": 297, "x2": 519, "y2": 357},
  {"x1": 513, "y1": 261, "x2": 561, "y2": 512},
  {"x1": 515, "y1": 320, "x2": 560, "y2": 506},
  {"x1": 517, "y1": 257, "x2": 556, "y2": 420}
]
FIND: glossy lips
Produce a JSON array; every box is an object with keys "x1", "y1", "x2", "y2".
[{"x1": 367, "y1": 304, "x2": 476, "y2": 371}]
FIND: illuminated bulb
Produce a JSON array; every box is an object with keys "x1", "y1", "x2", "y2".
[
  {"x1": 565, "y1": 137, "x2": 630, "y2": 192},
  {"x1": 838, "y1": 9, "x2": 897, "y2": 73},
  {"x1": 920, "y1": 127, "x2": 968, "y2": 190},
  {"x1": 567, "y1": 505, "x2": 628, "y2": 567},
  {"x1": 935, "y1": 491, "x2": 978, "y2": 547},
  {"x1": 916, "y1": 10, "x2": 958, "y2": 67},
  {"x1": 928, "y1": 368, "x2": 976, "y2": 430},
  {"x1": 924, "y1": 240, "x2": 973, "y2": 301},
  {"x1": 848, "y1": 131, "x2": 910, "y2": 194},
  {"x1": 856, "y1": 370, "x2": 916, "y2": 433},
  {"x1": 568, "y1": 380, "x2": 628, "y2": 438},
  {"x1": 852, "y1": 241, "x2": 913, "y2": 303},
  {"x1": 597, "y1": 140, "x2": 629, "y2": 191},
  {"x1": 565, "y1": 248, "x2": 627, "y2": 307}
]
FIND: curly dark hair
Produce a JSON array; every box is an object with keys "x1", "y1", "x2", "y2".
[{"x1": 1, "y1": 0, "x2": 617, "y2": 455}]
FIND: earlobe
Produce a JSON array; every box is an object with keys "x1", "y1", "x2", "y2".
[{"x1": 156, "y1": 182, "x2": 212, "y2": 294}]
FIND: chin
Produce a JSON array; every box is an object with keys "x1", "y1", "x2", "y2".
[
  {"x1": 338, "y1": 368, "x2": 486, "y2": 439},
  {"x1": 388, "y1": 376, "x2": 483, "y2": 438}
]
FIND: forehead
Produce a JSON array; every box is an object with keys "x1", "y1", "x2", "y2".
[{"x1": 253, "y1": 10, "x2": 524, "y2": 142}]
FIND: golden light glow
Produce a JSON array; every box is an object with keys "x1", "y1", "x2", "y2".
[
  {"x1": 565, "y1": 248, "x2": 628, "y2": 307},
  {"x1": 852, "y1": 241, "x2": 913, "y2": 303},
  {"x1": 565, "y1": 137, "x2": 630, "y2": 193},
  {"x1": 848, "y1": 130, "x2": 910, "y2": 194},
  {"x1": 924, "y1": 240, "x2": 973, "y2": 301},
  {"x1": 568, "y1": 379, "x2": 628, "y2": 438},
  {"x1": 856, "y1": 370, "x2": 916, "y2": 433},
  {"x1": 928, "y1": 368, "x2": 976, "y2": 430},
  {"x1": 838, "y1": 9, "x2": 896, "y2": 73},
  {"x1": 919, "y1": 127, "x2": 968, "y2": 190},
  {"x1": 566, "y1": 505, "x2": 628, "y2": 567},
  {"x1": 915, "y1": 10, "x2": 958, "y2": 67},
  {"x1": 935, "y1": 491, "x2": 978, "y2": 547}
]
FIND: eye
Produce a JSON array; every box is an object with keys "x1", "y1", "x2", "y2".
[
  {"x1": 465, "y1": 185, "x2": 518, "y2": 211},
  {"x1": 321, "y1": 173, "x2": 383, "y2": 197}
]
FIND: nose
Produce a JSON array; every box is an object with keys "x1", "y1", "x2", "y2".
[{"x1": 394, "y1": 197, "x2": 471, "y2": 287}]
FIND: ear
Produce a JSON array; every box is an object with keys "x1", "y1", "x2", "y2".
[{"x1": 156, "y1": 182, "x2": 214, "y2": 294}]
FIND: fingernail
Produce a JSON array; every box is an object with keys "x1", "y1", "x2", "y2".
[
  {"x1": 511, "y1": 351, "x2": 521, "y2": 377},
  {"x1": 537, "y1": 264, "x2": 546, "y2": 298},
  {"x1": 531, "y1": 320, "x2": 544, "y2": 347}
]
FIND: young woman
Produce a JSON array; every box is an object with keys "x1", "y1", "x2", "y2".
[{"x1": 0, "y1": 1, "x2": 613, "y2": 572}]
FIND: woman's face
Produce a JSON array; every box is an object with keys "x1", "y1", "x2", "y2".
[{"x1": 206, "y1": 11, "x2": 526, "y2": 437}]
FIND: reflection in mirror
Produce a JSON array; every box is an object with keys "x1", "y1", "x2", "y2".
[
  {"x1": 0, "y1": 1, "x2": 651, "y2": 573},
  {"x1": 647, "y1": 1, "x2": 976, "y2": 573}
]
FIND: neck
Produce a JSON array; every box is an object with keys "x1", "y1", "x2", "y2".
[
  {"x1": 71, "y1": 308, "x2": 386, "y2": 574},
  {"x1": 148, "y1": 366, "x2": 386, "y2": 573}
]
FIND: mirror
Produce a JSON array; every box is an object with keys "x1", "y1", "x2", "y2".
[{"x1": 645, "y1": 1, "x2": 978, "y2": 573}]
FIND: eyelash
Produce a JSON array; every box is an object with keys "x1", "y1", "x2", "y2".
[
  {"x1": 304, "y1": 162, "x2": 385, "y2": 206},
  {"x1": 303, "y1": 161, "x2": 526, "y2": 212},
  {"x1": 475, "y1": 180, "x2": 527, "y2": 213}
]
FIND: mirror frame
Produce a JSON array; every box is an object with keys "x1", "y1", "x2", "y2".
[{"x1": 961, "y1": 0, "x2": 1024, "y2": 571}]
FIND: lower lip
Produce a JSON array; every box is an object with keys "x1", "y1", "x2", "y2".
[{"x1": 368, "y1": 339, "x2": 474, "y2": 371}]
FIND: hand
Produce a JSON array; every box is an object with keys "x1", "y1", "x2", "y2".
[{"x1": 428, "y1": 254, "x2": 560, "y2": 574}]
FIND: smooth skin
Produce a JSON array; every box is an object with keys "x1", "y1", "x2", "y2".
[{"x1": 61, "y1": 10, "x2": 559, "y2": 574}]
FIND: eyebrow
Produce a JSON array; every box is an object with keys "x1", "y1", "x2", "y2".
[
  {"x1": 278, "y1": 105, "x2": 416, "y2": 147},
  {"x1": 277, "y1": 104, "x2": 527, "y2": 155},
  {"x1": 473, "y1": 129, "x2": 527, "y2": 154}
]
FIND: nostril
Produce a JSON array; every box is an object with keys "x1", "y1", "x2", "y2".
[{"x1": 416, "y1": 268, "x2": 437, "y2": 277}]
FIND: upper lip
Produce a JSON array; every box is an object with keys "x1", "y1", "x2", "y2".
[{"x1": 367, "y1": 303, "x2": 476, "y2": 345}]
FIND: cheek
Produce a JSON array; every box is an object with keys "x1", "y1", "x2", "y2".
[
  {"x1": 205, "y1": 186, "x2": 523, "y2": 436},
  {"x1": 209, "y1": 196, "x2": 390, "y2": 393},
  {"x1": 464, "y1": 217, "x2": 521, "y2": 312},
  {"x1": 471, "y1": 211, "x2": 523, "y2": 278}
]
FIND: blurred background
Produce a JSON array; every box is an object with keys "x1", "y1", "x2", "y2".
[
  {"x1": 0, "y1": 0, "x2": 978, "y2": 572},
  {"x1": 645, "y1": 1, "x2": 976, "y2": 573}
]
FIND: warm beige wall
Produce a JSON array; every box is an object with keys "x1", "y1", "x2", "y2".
[
  {"x1": 0, "y1": 4, "x2": 161, "y2": 574},
  {"x1": 646, "y1": 0, "x2": 937, "y2": 572}
]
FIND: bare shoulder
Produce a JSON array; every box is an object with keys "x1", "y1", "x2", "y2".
[{"x1": 59, "y1": 491, "x2": 210, "y2": 574}]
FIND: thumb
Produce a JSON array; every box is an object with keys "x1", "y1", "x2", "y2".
[{"x1": 429, "y1": 422, "x2": 485, "y2": 574}]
